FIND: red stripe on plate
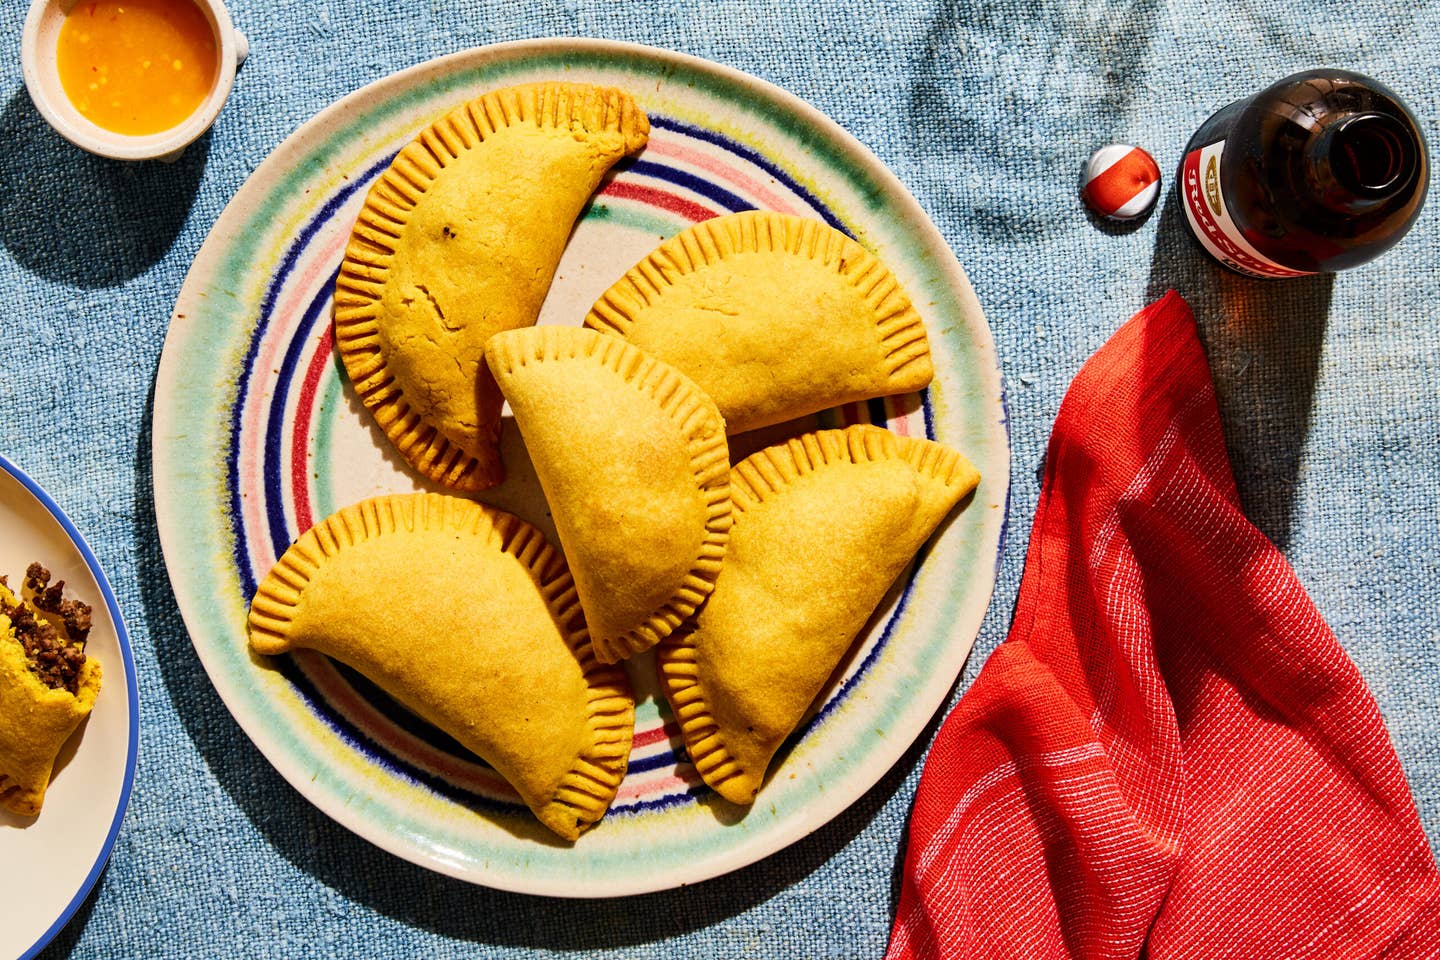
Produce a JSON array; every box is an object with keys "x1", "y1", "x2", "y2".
[
  {"x1": 600, "y1": 181, "x2": 718, "y2": 223},
  {"x1": 290, "y1": 325, "x2": 334, "y2": 535},
  {"x1": 632, "y1": 721, "x2": 683, "y2": 750}
]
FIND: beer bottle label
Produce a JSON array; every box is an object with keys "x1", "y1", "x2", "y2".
[{"x1": 1182, "y1": 140, "x2": 1316, "y2": 279}]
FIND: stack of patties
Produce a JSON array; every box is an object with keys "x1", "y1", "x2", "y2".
[{"x1": 248, "y1": 82, "x2": 979, "y2": 840}]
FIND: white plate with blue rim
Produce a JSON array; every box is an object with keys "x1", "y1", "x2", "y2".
[
  {"x1": 0, "y1": 453, "x2": 138, "y2": 959},
  {"x1": 152, "y1": 38, "x2": 1009, "y2": 896}
]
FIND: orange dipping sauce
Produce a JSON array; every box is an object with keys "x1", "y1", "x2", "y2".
[{"x1": 56, "y1": 0, "x2": 219, "y2": 137}]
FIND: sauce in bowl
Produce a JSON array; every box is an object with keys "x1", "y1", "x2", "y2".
[{"x1": 56, "y1": 0, "x2": 219, "y2": 136}]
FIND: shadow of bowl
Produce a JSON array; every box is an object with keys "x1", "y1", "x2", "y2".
[
  {"x1": 1145, "y1": 181, "x2": 1334, "y2": 548},
  {"x1": 0, "y1": 88, "x2": 209, "y2": 290}
]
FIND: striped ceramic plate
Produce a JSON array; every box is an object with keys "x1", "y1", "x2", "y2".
[{"x1": 153, "y1": 38, "x2": 1008, "y2": 896}]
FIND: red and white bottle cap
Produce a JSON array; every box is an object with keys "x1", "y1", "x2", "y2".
[{"x1": 1081, "y1": 144, "x2": 1161, "y2": 221}]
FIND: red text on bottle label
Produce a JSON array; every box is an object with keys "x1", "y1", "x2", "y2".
[{"x1": 1182, "y1": 141, "x2": 1315, "y2": 279}]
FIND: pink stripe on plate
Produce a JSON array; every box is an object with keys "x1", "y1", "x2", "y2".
[
  {"x1": 237, "y1": 223, "x2": 351, "y2": 571},
  {"x1": 889, "y1": 395, "x2": 912, "y2": 437},
  {"x1": 615, "y1": 771, "x2": 701, "y2": 803},
  {"x1": 645, "y1": 135, "x2": 802, "y2": 217}
]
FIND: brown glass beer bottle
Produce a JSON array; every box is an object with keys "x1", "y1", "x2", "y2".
[{"x1": 1181, "y1": 69, "x2": 1428, "y2": 278}]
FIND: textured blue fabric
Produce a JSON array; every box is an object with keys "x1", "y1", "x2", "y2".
[{"x1": 1, "y1": 1, "x2": 1436, "y2": 957}]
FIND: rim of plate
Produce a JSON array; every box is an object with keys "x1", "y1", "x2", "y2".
[
  {"x1": 153, "y1": 37, "x2": 1010, "y2": 897},
  {"x1": 0, "y1": 453, "x2": 140, "y2": 959}
]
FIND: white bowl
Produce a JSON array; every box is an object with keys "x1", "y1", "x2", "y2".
[{"x1": 20, "y1": 0, "x2": 248, "y2": 162}]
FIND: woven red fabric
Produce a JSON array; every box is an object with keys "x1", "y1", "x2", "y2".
[{"x1": 887, "y1": 292, "x2": 1440, "y2": 959}]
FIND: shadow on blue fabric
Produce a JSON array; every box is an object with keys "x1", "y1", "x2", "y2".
[
  {"x1": 32, "y1": 869, "x2": 101, "y2": 959},
  {"x1": 905, "y1": 0, "x2": 1165, "y2": 244},
  {"x1": 0, "y1": 88, "x2": 208, "y2": 289},
  {"x1": 1145, "y1": 182, "x2": 1334, "y2": 549}
]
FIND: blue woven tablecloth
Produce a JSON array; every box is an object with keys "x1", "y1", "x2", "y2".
[{"x1": 2, "y1": 2, "x2": 1436, "y2": 957}]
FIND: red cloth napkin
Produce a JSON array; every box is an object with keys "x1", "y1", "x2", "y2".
[{"x1": 887, "y1": 292, "x2": 1440, "y2": 959}]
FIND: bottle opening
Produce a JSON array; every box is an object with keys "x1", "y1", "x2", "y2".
[{"x1": 1332, "y1": 113, "x2": 1415, "y2": 195}]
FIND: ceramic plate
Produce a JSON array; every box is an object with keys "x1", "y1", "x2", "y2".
[
  {"x1": 0, "y1": 454, "x2": 138, "y2": 959},
  {"x1": 152, "y1": 38, "x2": 1009, "y2": 897}
]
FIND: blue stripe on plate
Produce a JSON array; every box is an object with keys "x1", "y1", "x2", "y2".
[
  {"x1": 230, "y1": 153, "x2": 394, "y2": 599},
  {"x1": 650, "y1": 115, "x2": 854, "y2": 237}
]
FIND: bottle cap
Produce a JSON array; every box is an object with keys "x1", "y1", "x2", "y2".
[{"x1": 1081, "y1": 144, "x2": 1161, "y2": 221}]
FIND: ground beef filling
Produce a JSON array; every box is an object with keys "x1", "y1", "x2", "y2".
[
  {"x1": 1, "y1": 564, "x2": 91, "y2": 695},
  {"x1": 24, "y1": 563, "x2": 92, "y2": 642}
]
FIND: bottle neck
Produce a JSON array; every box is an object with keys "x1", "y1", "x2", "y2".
[{"x1": 1308, "y1": 111, "x2": 1421, "y2": 214}]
